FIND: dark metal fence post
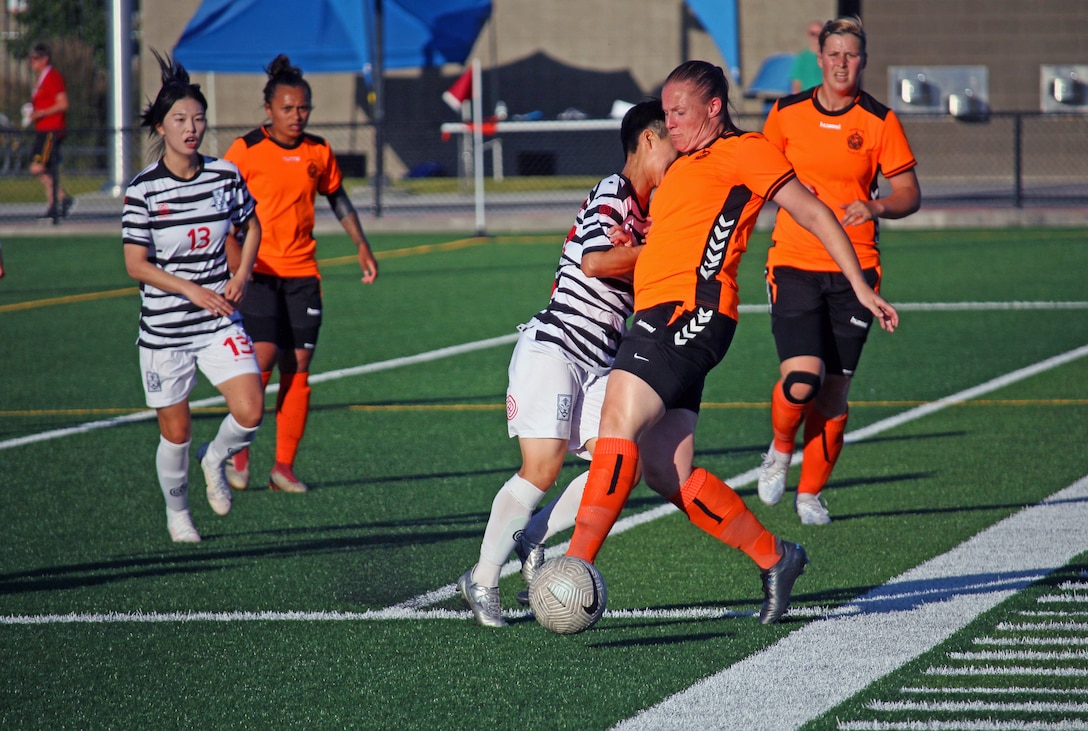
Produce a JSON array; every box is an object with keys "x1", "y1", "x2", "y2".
[{"x1": 1013, "y1": 113, "x2": 1023, "y2": 209}]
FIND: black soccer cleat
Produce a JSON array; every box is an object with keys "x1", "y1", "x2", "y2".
[{"x1": 759, "y1": 539, "x2": 809, "y2": 624}]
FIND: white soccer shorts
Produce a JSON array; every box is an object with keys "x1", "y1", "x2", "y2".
[
  {"x1": 139, "y1": 323, "x2": 260, "y2": 408},
  {"x1": 505, "y1": 329, "x2": 607, "y2": 459}
]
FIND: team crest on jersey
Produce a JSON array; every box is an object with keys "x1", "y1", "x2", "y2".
[
  {"x1": 556, "y1": 394, "x2": 572, "y2": 421},
  {"x1": 308, "y1": 161, "x2": 319, "y2": 179},
  {"x1": 847, "y1": 130, "x2": 865, "y2": 151},
  {"x1": 145, "y1": 370, "x2": 162, "y2": 392},
  {"x1": 157, "y1": 203, "x2": 171, "y2": 216},
  {"x1": 212, "y1": 187, "x2": 228, "y2": 212}
]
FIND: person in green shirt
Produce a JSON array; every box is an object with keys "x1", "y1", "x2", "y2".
[{"x1": 790, "y1": 19, "x2": 825, "y2": 93}]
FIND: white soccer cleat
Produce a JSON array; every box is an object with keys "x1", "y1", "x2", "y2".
[
  {"x1": 795, "y1": 492, "x2": 831, "y2": 525},
  {"x1": 224, "y1": 450, "x2": 250, "y2": 490},
  {"x1": 758, "y1": 445, "x2": 792, "y2": 506},
  {"x1": 167, "y1": 508, "x2": 201, "y2": 543},
  {"x1": 269, "y1": 467, "x2": 309, "y2": 493},
  {"x1": 197, "y1": 443, "x2": 233, "y2": 516}
]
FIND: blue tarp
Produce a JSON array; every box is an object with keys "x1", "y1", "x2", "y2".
[
  {"x1": 173, "y1": 0, "x2": 492, "y2": 74},
  {"x1": 685, "y1": 0, "x2": 740, "y2": 81}
]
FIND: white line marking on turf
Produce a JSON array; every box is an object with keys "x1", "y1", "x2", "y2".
[
  {"x1": 925, "y1": 665, "x2": 1088, "y2": 677},
  {"x1": 0, "y1": 333, "x2": 519, "y2": 451},
  {"x1": 0, "y1": 606, "x2": 747, "y2": 625},
  {"x1": 839, "y1": 719, "x2": 1088, "y2": 730},
  {"x1": 977, "y1": 636, "x2": 1088, "y2": 646},
  {"x1": 2, "y1": 303, "x2": 1081, "y2": 453},
  {"x1": 611, "y1": 474, "x2": 1088, "y2": 731},
  {"x1": 869, "y1": 700, "x2": 1088, "y2": 713},
  {"x1": 901, "y1": 686, "x2": 1088, "y2": 696}
]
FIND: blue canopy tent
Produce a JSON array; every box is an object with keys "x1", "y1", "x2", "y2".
[
  {"x1": 684, "y1": 0, "x2": 740, "y2": 82},
  {"x1": 173, "y1": 0, "x2": 492, "y2": 213},
  {"x1": 174, "y1": 0, "x2": 492, "y2": 74}
]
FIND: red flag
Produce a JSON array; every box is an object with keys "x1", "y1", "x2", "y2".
[{"x1": 443, "y1": 66, "x2": 473, "y2": 113}]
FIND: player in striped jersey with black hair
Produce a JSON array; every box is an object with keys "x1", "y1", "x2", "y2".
[
  {"x1": 457, "y1": 99, "x2": 678, "y2": 627},
  {"x1": 122, "y1": 51, "x2": 264, "y2": 543}
]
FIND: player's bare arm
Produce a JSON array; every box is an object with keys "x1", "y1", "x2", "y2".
[
  {"x1": 773, "y1": 179, "x2": 899, "y2": 332},
  {"x1": 841, "y1": 169, "x2": 921, "y2": 226},
  {"x1": 124, "y1": 243, "x2": 236, "y2": 317},
  {"x1": 225, "y1": 216, "x2": 261, "y2": 304},
  {"x1": 581, "y1": 244, "x2": 643, "y2": 278}
]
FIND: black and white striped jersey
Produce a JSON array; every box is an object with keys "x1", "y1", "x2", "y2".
[
  {"x1": 122, "y1": 156, "x2": 256, "y2": 349},
  {"x1": 528, "y1": 173, "x2": 650, "y2": 375}
]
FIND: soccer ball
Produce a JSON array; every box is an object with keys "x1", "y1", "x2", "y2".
[{"x1": 529, "y1": 556, "x2": 607, "y2": 635}]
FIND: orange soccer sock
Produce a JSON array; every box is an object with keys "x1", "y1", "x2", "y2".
[
  {"x1": 677, "y1": 467, "x2": 780, "y2": 569},
  {"x1": 771, "y1": 378, "x2": 807, "y2": 455},
  {"x1": 565, "y1": 437, "x2": 640, "y2": 563},
  {"x1": 798, "y1": 407, "x2": 848, "y2": 495},
  {"x1": 275, "y1": 371, "x2": 311, "y2": 467}
]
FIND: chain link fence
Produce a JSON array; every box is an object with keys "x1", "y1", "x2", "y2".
[{"x1": 0, "y1": 112, "x2": 1084, "y2": 229}]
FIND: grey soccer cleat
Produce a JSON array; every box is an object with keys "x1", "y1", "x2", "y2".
[
  {"x1": 515, "y1": 536, "x2": 546, "y2": 585},
  {"x1": 759, "y1": 539, "x2": 809, "y2": 624},
  {"x1": 457, "y1": 568, "x2": 508, "y2": 627}
]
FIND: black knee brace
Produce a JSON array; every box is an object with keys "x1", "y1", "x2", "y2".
[{"x1": 781, "y1": 371, "x2": 822, "y2": 405}]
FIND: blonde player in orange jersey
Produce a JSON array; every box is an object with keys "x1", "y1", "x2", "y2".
[
  {"x1": 756, "y1": 17, "x2": 920, "y2": 525},
  {"x1": 223, "y1": 55, "x2": 378, "y2": 494},
  {"x1": 561, "y1": 60, "x2": 898, "y2": 624}
]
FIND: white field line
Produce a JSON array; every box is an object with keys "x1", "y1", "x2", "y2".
[
  {"x1": 947, "y1": 649, "x2": 1088, "y2": 660},
  {"x1": 925, "y1": 665, "x2": 1088, "y2": 677},
  {"x1": 840, "y1": 719, "x2": 1088, "y2": 730},
  {"x1": 900, "y1": 686, "x2": 1088, "y2": 696},
  {"x1": 611, "y1": 473, "x2": 1088, "y2": 731},
  {"x1": 0, "y1": 606, "x2": 750, "y2": 626},
  {"x1": 977, "y1": 636, "x2": 1088, "y2": 645},
  {"x1": 869, "y1": 700, "x2": 1088, "y2": 713},
  {"x1": 1, "y1": 302, "x2": 1082, "y2": 453},
  {"x1": 0, "y1": 333, "x2": 519, "y2": 451}
]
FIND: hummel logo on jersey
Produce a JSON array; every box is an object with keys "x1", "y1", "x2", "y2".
[
  {"x1": 636, "y1": 320, "x2": 657, "y2": 333},
  {"x1": 674, "y1": 308, "x2": 714, "y2": 346},
  {"x1": 699, "y1": 215, "x2": 734, "y2": 280},
  {"x1": 820, "y1": 121, "x2": 842, "y2": 130},
  {"x1": 849, "y1": 316, "x2": 870, "y2": 330},
  {"x1": 283, "y1": 155, "x2": 302, "y2": 162}
]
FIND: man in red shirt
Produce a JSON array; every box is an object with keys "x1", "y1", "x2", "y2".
[{"x1": 27, "y1": 43, "x2": 74, "y2": 219}]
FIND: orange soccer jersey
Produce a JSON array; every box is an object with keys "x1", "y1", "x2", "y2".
[
  {"x1": 635, "y1": 132, "x2": 795, "y2": 320},
  {"x1": 763, "y1": 89, "x2": 917, "y2": 272},
  {"x1": 224, "y1": 127, "x2": 344, "y2": 278}
]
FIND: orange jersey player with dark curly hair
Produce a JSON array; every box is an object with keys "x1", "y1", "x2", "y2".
[{"x1": 223, "y1": 54, "x2": 378, "y2": 496}]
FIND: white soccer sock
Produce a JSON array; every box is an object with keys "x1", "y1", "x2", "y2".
[
  {"x1": 156, "y1": 436, "x2": 191, "y2": 512},
  {"x1": 473, "y1": 473, "x2": 546, "y2": 587},
  {"x1": 523, "y1": 470, "x2": 589, "y2": 545},
  {"x1": 203, "y1": 414, "x2": 259, "y2": 467}
]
